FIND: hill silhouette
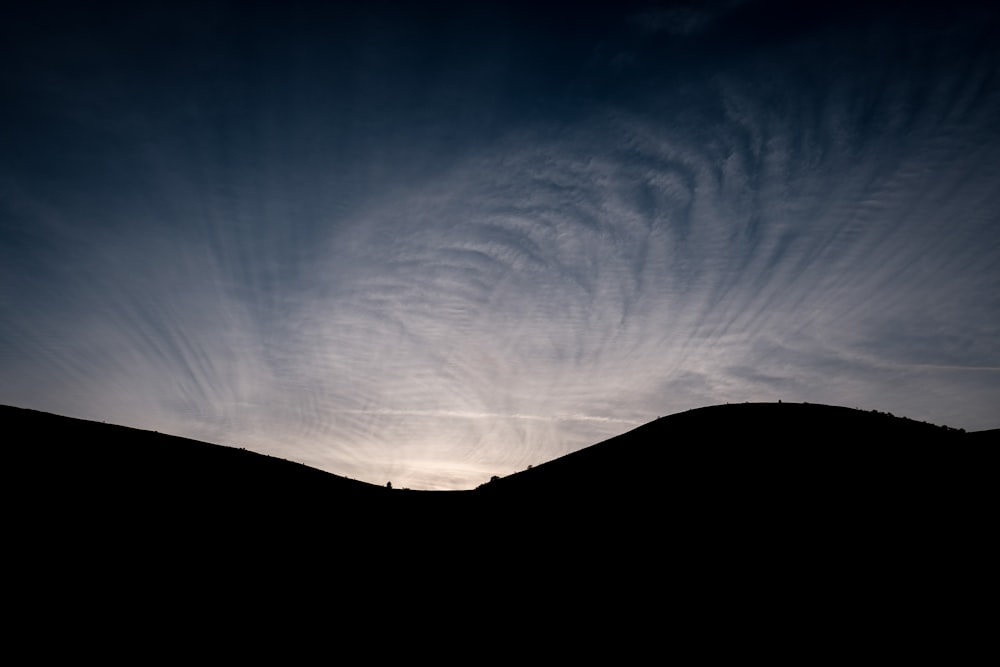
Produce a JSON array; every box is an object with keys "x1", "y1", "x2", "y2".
[
  {"x1": 6, "y1": 401, "x2": 994, "y2": 653},
  {"x1": 7, "y1": 401, "x2": 994, "y2": 522},
  {"x1": 8, "y1": 400, "x2": 994, "y2": 554}
]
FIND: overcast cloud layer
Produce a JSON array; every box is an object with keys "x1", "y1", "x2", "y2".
[{"x1": 2, "y1": 1, "x2": 998, "y2": 489}]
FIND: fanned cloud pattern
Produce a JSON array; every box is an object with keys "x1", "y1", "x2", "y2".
[{"x1": 2, "y1": 2, "x2": 998, "y2": 488}]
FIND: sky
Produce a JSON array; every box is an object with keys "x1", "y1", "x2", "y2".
[{"x1": 2, "y1": 0, "x2": 998, "y2": 490}]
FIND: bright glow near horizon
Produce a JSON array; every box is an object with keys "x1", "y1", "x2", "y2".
[{"x1": 1, "y1": 2, "x2": 998, "y2": 489}]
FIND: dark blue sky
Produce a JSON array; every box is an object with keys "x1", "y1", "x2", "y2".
[{"x1": 2, "y1": 1, "x2": 998, "y2": 489}]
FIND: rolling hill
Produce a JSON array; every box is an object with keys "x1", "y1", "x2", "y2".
[
  {"x1": 6, "y1": 401, "x2": 994, "y2": 652},
  {"x1": 7, "y1": 401, "x2": 992, "y2": 547},
  {"x1": 6, "y1": 400, "x2": 993, "y2": 509}
]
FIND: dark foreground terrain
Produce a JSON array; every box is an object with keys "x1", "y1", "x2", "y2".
[{"x1": 5, "y1": 402, "x2": 995, "y2": 655}]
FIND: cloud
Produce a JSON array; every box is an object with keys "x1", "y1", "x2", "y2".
[
  {"x1": 629, "y1": 1, "x2": 746, "y2": 36},
  {"x1": 1, "y1": 1, "x2": 997, "y2": 488}
]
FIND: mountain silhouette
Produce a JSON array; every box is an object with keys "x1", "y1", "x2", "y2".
[
  {"x1": 6, "y1": 400, "x2": 994, "y2": 649},
  {"x1": 7, "y1": 401, "x2": 993, "y2": 528}
]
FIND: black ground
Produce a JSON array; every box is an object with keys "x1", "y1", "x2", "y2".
[{"x1": 5, "y1": 402, "x2": 994, "y2": 656}]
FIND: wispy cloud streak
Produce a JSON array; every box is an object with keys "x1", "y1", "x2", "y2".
[{"x1": 1, "y1": 2, "x2": 997, "y2": 488}]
